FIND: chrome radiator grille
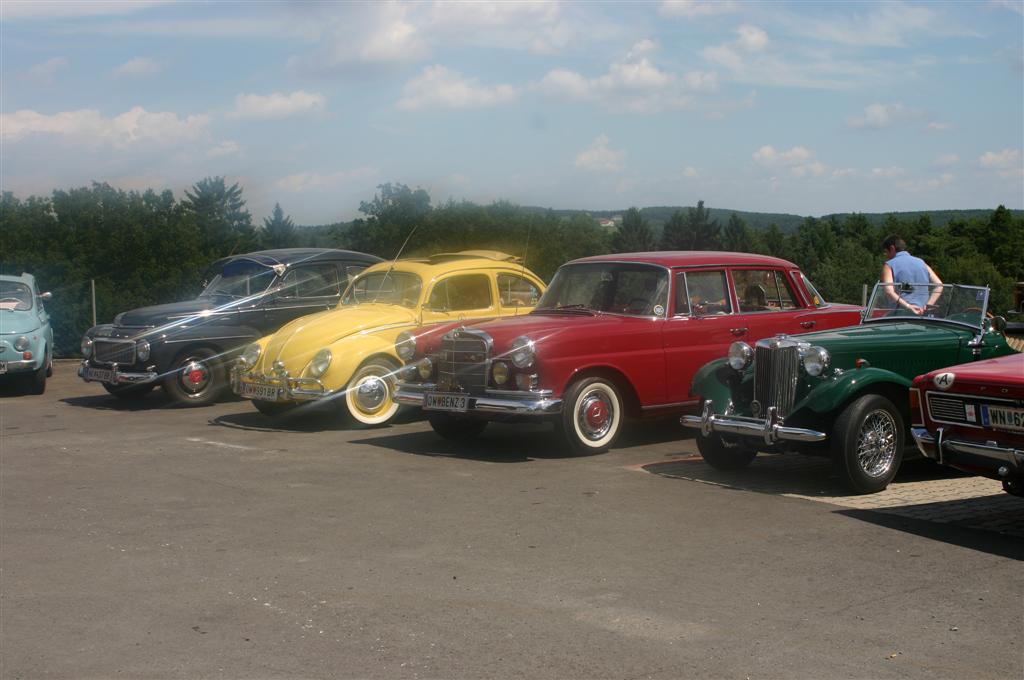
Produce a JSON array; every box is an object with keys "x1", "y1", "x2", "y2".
[
  {"x1": 93, "y1": 339, "x2": 136, "y2": 365},
  {"x1": 436, "y1": 330, "x2": 489, "y2": 394},
  {"x1": 927, "y1": 395, "x2": 967, "y2": 424},
  {"x1": 753, "y1": 338, "x2": 800, "y2": 418}
]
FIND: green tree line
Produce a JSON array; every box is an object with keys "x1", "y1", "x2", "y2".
[{"x1": 1, "y1": 178, "x2": 1020, "y2": 357}]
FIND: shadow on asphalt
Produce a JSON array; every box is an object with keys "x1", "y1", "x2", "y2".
[
  {"x1": 209, "y1": 404, "x2": 425, "y2": 433},
  {"x1": 61, "y1": 389, "x2": 245, "y2": 412},
  {"x1": 836, "y1": 508, "x2": 1024, "y2": 560}
]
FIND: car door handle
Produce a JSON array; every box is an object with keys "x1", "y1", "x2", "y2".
[
  {"x1": 730, "y1": 327, "x2": 748, "y2": 336},
  {"x1": 800, "y1": 320, "x2": 816, "y2": 329}
]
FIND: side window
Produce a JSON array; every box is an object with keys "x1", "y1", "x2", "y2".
[
  {"x1": 733, "y1": 269, "x2": 798, "y2": 312},
  {"x1": 798, "y1": 272, "x2": 827, "y2": 308},
  {"x1": 497, "y1": 274, "x2": 541, "y2": 307},
  {"x1": 684, "y1": 270, "x2": 732, "y2": 315},
  {"x1": 280, "y1": 265, "x2": 340, "y2": 299},
  {"x1": 427, "y1": 274, "x2": 493, "y2": 311},
  {"x1": 345, "y1": 265, "x2": 368, "y2": 288},
  {"x1": 773, "y1": 271, "x2": 799, "y2": 310}
]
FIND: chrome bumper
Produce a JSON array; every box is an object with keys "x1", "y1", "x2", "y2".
[
  {"x1": 1, "y1": 359, "x2": 37, "y2": 373},
  {"x1": 394, "y1": 382, "x2": 562, "y2": 416},
  {"x1": 681, "y1": 399, "x2": 827, "y2": 446},
  {"x1": 230, "y1": 367, "x2": 328, "y2": 402},
  {"x1": 78, "y1": 360, "x2": 158, "y2": 385},
  {"x1": 912, "y1": 427, "x2": 1024, "y2": 477}
]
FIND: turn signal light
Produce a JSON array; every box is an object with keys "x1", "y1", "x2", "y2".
[
  {"x1": 908, "y1": 388, "x2": 924, "y2": 427},
  {"x1": 22, "y1": 351, "x2": 32, "y2": 360}
]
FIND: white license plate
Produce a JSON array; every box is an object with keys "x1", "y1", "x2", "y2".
[
  {"x1": 241, "y1": 382, "x2": 281, "y2": 401},
  {"x1": 424, "y1": 392, "x2": 469, "y2": 412},
  {"x1": 84, "y1": 366, "x2": 115, "y2": 382},
  {"x1": 983, "y1": 405, "x2": 1024, "y2": 433}
]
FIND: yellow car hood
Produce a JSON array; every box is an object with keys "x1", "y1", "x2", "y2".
[{"x1": 261, "y1": 303, "x2": 417, "y2": 372}]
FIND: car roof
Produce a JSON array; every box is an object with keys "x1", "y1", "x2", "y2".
[
  {"x1": 211, "y1": 248, "x2": 384, "y2": 269},
  {"x1": 568, "y1": 251, "x2": 799, "y2": 269},
  {"x1": 360, "y1": 251, "x2": 538, "y2": 279},
  {"x1": 0, "y1": 272, "x2": 35, "y2": 285}
]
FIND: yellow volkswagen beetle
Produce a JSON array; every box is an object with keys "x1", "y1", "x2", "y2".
[{"x1": 231, "y1": 251, "x2": 545, "y2": 425}]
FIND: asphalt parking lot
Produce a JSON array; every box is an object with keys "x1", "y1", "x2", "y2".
[{"x1": 2, "y1": 362, "x2": 1022, "y2": 680}]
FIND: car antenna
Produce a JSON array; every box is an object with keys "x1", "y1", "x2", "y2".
[
  {"x1": 515, "y1": 221, "x2": 533, "y2": 317},
  {"x1": 372, "y1": 221, "x2": 422, "y2": 304}
]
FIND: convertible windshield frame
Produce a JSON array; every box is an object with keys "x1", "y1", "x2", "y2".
[
  {"x1": 200, "y1": 258, "x2": 278, "y2": 299},
  {"x1": 341, "y1": 270, "x2": 424, "y2": 309},
  {"x1": 533, "y1": 261, "x2": 671, "y2": 319},
  {"x1": 862, "y1": 282, "x2": 990, "y2": 332}
]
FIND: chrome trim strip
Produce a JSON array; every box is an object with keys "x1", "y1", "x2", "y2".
[
  {"x1": 912, "y1": 427, "x2": 1024, "y2": 470},
  {"x1": 681, "y1": 399, "x2": 827, "y2": 445},
  {"x1": 78, "y1": 360, "x2": 158, "y2": 385},
  {"x1": 0, "y1": 359, "x2": 35, "y2": 371},
  {"x1": 642, "y1": 399, "x2": 701, "y2": 411},
  {"x1": 394, "y1": 382, "x2": 562, "y2": 415},
  {"x1": 230, "y1": 367, "x2": 329, "y2": 402},
  {"x1": 163, "y1": 335, "x2": 253, "y2": 344}
]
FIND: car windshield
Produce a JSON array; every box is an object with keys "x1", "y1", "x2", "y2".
[
  {"x1": 863, "y1": 283, "x2": 989, "y2": 330},
  {"x1": 535, "y1": 262, "x2": 669, "y2": 317},
  {"x1": 200, "y1": 260, "x2": 277, "y2": 299},
  {"x1": 0, "y1": 282, "x2": 33, "y2": 311},
  {"x1": 341, "y1": 270, "x2": 422, "y2": 308}
]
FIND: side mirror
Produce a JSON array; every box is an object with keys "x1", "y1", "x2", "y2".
[
  {"x1": 40, "y1": 291, "x2": 53, "y2": 301},
  {"x1": 990, "y1": 315, "x2": 1007, "y2": 333}
]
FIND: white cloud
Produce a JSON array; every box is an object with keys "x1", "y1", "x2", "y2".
[
  {"x1": 3, "y1": 0, "x2": 169, "y2": 19},
  {"x1": 752, "y1": 145, "x2": 827, "y2": 177},
  {"x1": 659, "y1": 1, "x2": 739, "y2": 19},
  {"x1": 230, "y1": 91, "x2": 326, "y2": 119},
  {"x1": 207, "y1": 141, "x2": 241, "y2": 159},
  {"x1": 275, "y1": 167, "x2": 377, "y2": 193},
  {"x1": 933, "y1": 153, "x2": 959, "y2": 167},
  {"x1": 780, "y1": 3, "x2": 977, "y2": 48},
  {"x1": 988, "y1": 0, "x2": 1024, "y2": 15},
  {"x1": 897, "y1": 173, "x2": 956, "y2": 193},
  {"x1": 927, "y1": 121, "x2": 953, "y2": 131},
  {"x1": 113, "y1": 57, "x2": 162, "y2": 78},
  {"x1": 574, "y1": 134, "x2": 624, "y2": 172},
  {"x1": 870, "y1": 166, "x2": 907, "y2": 179},
  {"x1": 26, "y1": 57, "x2": 68, "y2": 85},
  {"x1": 0, "y1": 106, "x2": 210, "y2": 148},
  {"x1": 846, "y1": 102, "x2": 914, "y2": 129},
  {"x1": 736, "y1": 25, "x2": 769, "y2": 52},
  {"x1": 979, "y1": 148, "x2": 1023, "y2": 177},
  {"x1": 396, "y1": 65, "x2": 519, "y2": 111},
  {"x1": 831, "y1": 168, "x2": 858, "y2": 179},
  {"x1": 683, "y1": 166, "x2": 698, "y2": 178},
  {"x1": 539, "y1": 40, "x2": 714, "y2": 114}
]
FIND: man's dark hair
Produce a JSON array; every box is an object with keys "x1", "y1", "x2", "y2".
[{"x1": 881, "y1": 235, "x2": 907, "y2": 252}]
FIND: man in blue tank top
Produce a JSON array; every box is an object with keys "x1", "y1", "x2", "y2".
[{"x1": 881, "y1": 235, "x2": 942, "y2": 314}]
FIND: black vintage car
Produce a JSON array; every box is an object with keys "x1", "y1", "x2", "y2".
[{"x1": 78, "y1": 248, "x2": 382, "y2": 405}]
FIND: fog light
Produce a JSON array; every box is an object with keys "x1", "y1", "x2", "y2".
[
  {"x1": 417, "y1": 357, "x2": 433, "y2": 380},
  {"x1": 81, "y1": 337, "x2": 93, "y2": 358},
  {"x1": 136, "y1": 339, "x2": 151, "y2": 362},
  {"x1": 492, "y1": 360, "x2": 509, "y2": 385},
  {"x1": 515, "y1": 373, "x2": 539, "y2": 391}
]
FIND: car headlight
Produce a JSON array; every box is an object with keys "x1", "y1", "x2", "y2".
[
  {"x1": 395, "y1": 331, "x2": 416, "y2": 361},
  {"x1": 492, "y1": 360, "x2": 509, "y2": 385},
  {"x1": 81, "y1": 336, "x2": 93, "y2": 358},
  {"x1": 727, "y1": 341, "x2": 753, "y2": 371},
  {"x1": 417, "y1": 357, "x2": 433, "y2": 380},
  {"x1": 240, "y1": 342, "x2": 261, "y2": 368},
  {"x1": 14, "y1": 336, "x2": 29, "y2": 352},
  {"x1": 510, "y1": 335, "x2": 535, "y2": 369},
  {"x1": 802, "y1": 346, "x2": 830, "y2": 376},
  {"x1": 309, "y1": 348, "x2": 332, "y2": 378},
  {"x1": 136, "y1": 339, "x2": 151, "y2": 362}
]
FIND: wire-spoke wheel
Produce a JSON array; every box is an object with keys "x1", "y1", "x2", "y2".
[
  {"x1": 344, "y1": 358, "x2": 401, "y2": 426},
  {"x1": 832, "y1": 393, "x2": 905, "y2": 494},
  {"x1": 556, "y1": 376, "x2": 624, "y2": 454}
]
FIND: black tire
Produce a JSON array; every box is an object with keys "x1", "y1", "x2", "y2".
[
  {"x1": 343, "y1": 358, "x2": 401, "y2": 426},
  {"x1": 697, "y1": 434, "x2": 757, "y2": 470},
  {"x1": 253, "y1": 400, "x2": 296, "y2": 417},
  {"x1": 427, "y1": 412, "x2": 488, "y2": 441},
  {"x1": 162, "y1": 347, "x2": 225, "y2": 406},
  {"x1": 555, "y1": 376, "x2": 624, "y2": 454},
  {"x1": 25, "y1": 363, "x2": 46, "y2": 395},
  {"x1": 102, "y1": 382, "x2": 156, "y2": 400},
  {"x1": 1003, "y1": 478, "x2": 1024, "y2": 497},
  {"x1": 46, "y1": 353, "x2": 53, "y2": 378},
  {"x1": 831, "y1": 393, "x2": 905, "y2": 494}
]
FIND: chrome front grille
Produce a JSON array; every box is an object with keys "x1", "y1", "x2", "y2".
[
  {"x1": 93, "y1": 339, "x2": 136, "y2": 365},
  {"x1": 752, "y1": 337, "x2": 800, "y2": 418},
  {"x1": 436, "y1": 329, "x2": 490, "y2": 394},
  {"x1": 928, "y1": 395, "x2": 967, "y2": 424}
]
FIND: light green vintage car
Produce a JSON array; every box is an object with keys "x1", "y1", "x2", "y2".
[{"x1": 684, "y1": 282, "x2": 1018, "y2": 494}]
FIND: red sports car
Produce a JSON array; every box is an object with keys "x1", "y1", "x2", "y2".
[
  {"x1": 394, "y1": 251, "x2": 863, "y2": 453},
  {"x1": 911, "y1": 353, "x2": 1024, "y2": 496}
]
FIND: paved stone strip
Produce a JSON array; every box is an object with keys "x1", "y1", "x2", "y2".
[{"x1": 642, "y1": 454, "x2": 1024, "y2": 539}]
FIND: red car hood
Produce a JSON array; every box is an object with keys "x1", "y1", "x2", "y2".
[{"x1": 913, "y1": 353, "x2": 1024, "y2": 395}]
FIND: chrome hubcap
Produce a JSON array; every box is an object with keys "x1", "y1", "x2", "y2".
[
  {"x1": 180, "y1": 360, "x2": 209, "y2": 393},
  {"x1": 355, "y1": 375, "x2": 387, "y2": 412},
  {"x1": 577, "y1": 389, "x2": 614, "y2": 441},
  {"x1": 856, "y1": 409, "x2": 897, "y2": 478}
]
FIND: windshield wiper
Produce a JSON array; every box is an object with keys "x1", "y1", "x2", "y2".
[{"x1": 534, "y1": 303, "x2": 596, "y2": 315}]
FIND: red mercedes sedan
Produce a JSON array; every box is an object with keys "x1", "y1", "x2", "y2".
[{"x1": 395, "y1": 251, "x2": 863, "y2": 453}]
